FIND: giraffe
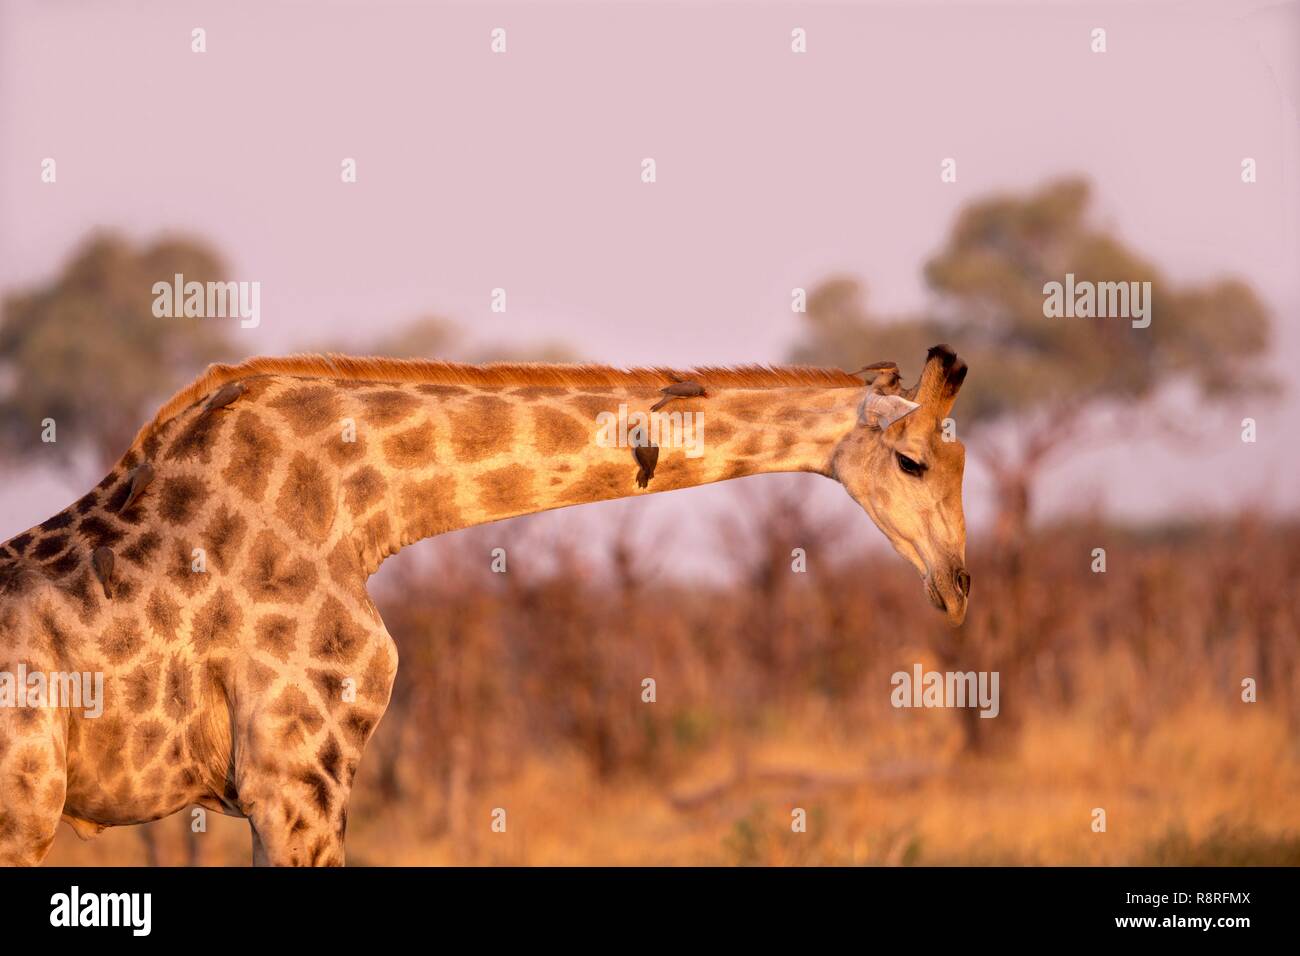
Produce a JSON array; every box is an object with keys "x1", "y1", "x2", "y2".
[{"x1": 0, "y1": 344, "x2": 968, "y2": 866}]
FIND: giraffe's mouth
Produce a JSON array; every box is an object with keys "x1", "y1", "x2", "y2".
[{"x1": 926, "y1": 576, "x2": 947, "y2": 612}]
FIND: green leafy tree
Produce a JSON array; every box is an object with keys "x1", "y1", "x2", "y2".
[
  {"x1": 792, "y1": 178, "x2": 1274, "y2": 549},
  {"x1": 0, "y1": 232, "x2": 236, "y2": 471}
]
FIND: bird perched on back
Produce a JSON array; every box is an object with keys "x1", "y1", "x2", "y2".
[
  {"x1": 650, "y1": 380, "x2": 706, "y2": 412},
  {"x1": 633, "y1": 443, "x2": 659, "y2": 488},
  {"x1": 202, "y1": 381, "x2": 245, "y2": 415},
  {"x1": 119, "y1": 461, "x2": 155, "y2": 514},
  {"x1": 852, "y1": 361, "x2": 901, "y2": 392},
  {"x1": 91, "y1": 546, "x2": 115, "y2": 600}
]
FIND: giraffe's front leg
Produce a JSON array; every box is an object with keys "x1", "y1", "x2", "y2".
[
  {"x1": 236, "y1": 701, "x2": 387, "y2": 867},
  {"x1": 234, "y1": 621, "x2": 398, "y2": 867},
  {"x1": 240, "y1": 752, "x2": 353, "y2": 867}
]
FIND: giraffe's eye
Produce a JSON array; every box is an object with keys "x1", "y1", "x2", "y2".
[{"x1": 896, "y1": 452, "x2": 925, "y2": 477}]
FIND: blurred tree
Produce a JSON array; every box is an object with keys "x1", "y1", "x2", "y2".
[
  {"x1": 0, "y1": 232, "x2": 235, "y2": 471},
  {"x1": 791, "y1": 177, "x2": 1275, "y2": 551},
  {"x1": 471, "y1": 340, "x2": 579, "y2": 364},
  {"x1": 359, "y1": 314, "x2": 464, "y2": 359},
  {"x1": 315, "y1": 312, "x2": 579, "y2": 365}
]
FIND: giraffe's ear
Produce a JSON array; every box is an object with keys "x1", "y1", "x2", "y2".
[{"x1": 859, "y1": 392, "x2": 921, "y2": 430}]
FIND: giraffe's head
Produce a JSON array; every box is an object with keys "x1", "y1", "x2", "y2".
[{"x1": 831, "y1": 345, "x2": 970, "y2": 626}]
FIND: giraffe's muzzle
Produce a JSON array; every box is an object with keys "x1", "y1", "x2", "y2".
[{"x1": 926, "y1": 564, "x2": 970, "y2": 626}]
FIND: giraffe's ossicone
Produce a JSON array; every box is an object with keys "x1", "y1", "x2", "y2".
[{"x1": 0, "y1": 347, "x2": 967, "y2": 865}]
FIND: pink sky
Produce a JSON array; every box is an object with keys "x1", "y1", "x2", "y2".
[{"x1": 2, "y1": 0, "x2": 1297, "y2": 573}]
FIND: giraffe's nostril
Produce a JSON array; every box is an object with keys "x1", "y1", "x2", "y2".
[{"x1": 955, "y1": 568, "x2": 971, "y2": 597}]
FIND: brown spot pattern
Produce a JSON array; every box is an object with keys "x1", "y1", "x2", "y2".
[
  {"x1": 413, "y1": 384, "x2": 468, "y2": 398},
  {"x1": 254, "y1": 614, "x2": 298, "y2": 662},
  {"x1": 164, "y1": 414, "x2": 221, "y2": 463},
  {"x1": 511, "y1": 386, "x2": 566, "y2": 400},
  {"x1": 40, "y1": 512, "x2": 75, "y2": 532},
  {"x1": 271, "y1": 686, "x2": 325, "y2": 743},
  {"x1": 326, "y1": 539, "x2": 362, "y2": 588},
  {"x1": 558, "y1": 462, "x2": 628, "y2": 505},
  {"x1": 381, "y1": 420, "x2": 436, "y2": 469},
  {"x1": 325, "y1": 431, "x2": 366, "y2": 466},
  {"x1": 165, "y1": 538, "x2": 211, "y2": 597},
  {"x1": 97, "y1": 617, "x2": 143, "y2": 666},
  {"x1": 310, "y1": 596, "x2": 367, "y2": 665},
  {"x1": 357, "y1": 389, "x2": 421, "y2": 426},
  {"x1": 448, "y1": 396, "x2": 513, "y2": 462},
  {"x1": 342, "y1": 466, "x2": 386, "y2": 517},
  {"x1": 398, "y1": 476, "x2": 460, "y2": 539},
  {"x1": 242, "y1": 531, "x2": 319, "y2": 604},
  {"x1": 162, "y1": 657, "x2": 193, "y2": 723},
  {"x1": 269, "y1": 385, "x2": 342, "y2": 435},
  {"x1": 123, "y1": 662, "x2": 160, "y2": 714},
  {"x1": 132, "y1": 720, "x2": 168, "y2": 770},
  {"x1": 121, "y1": 531, "x2": 162, "y2": 567},
  {"x1": 190, "y1": 588, "x2": 243, "y2": 652},
  {"x1": 145, "y1": 588, "x2": 182, "y2": 642},
  {"x1": 532, "y1": 406, "x2": 590, "y2": 454},
  {"x1": 31, "y1": 535, "x2": 70, "y2": 561},
  {"x1": 275, "y1": 454, "x2": 334, "y2": 543},
  {"x1": 476, "y1": 465, "x2": 536, "y2": 515},
  {"x1": 224, "y1": 411, "x2": 281, "y2": 503},
  {"x1": 199, "y1": 505, "x2": 248, "y2": 573},
  {"x1": 158, "y1": 475, "x2": 207, "y2": 526}
]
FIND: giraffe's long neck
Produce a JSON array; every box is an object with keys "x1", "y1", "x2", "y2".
[{"x1": 341, "y1": 380, "x2": 864, "y2": 574}]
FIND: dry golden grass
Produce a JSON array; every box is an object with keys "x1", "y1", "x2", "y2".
[
  {"x1": 39, "y1": 508, "x2": 1300, "y2": 866},
  {"x1": 46, "y1": 695, "x2": 1297, "y2": 866}
]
